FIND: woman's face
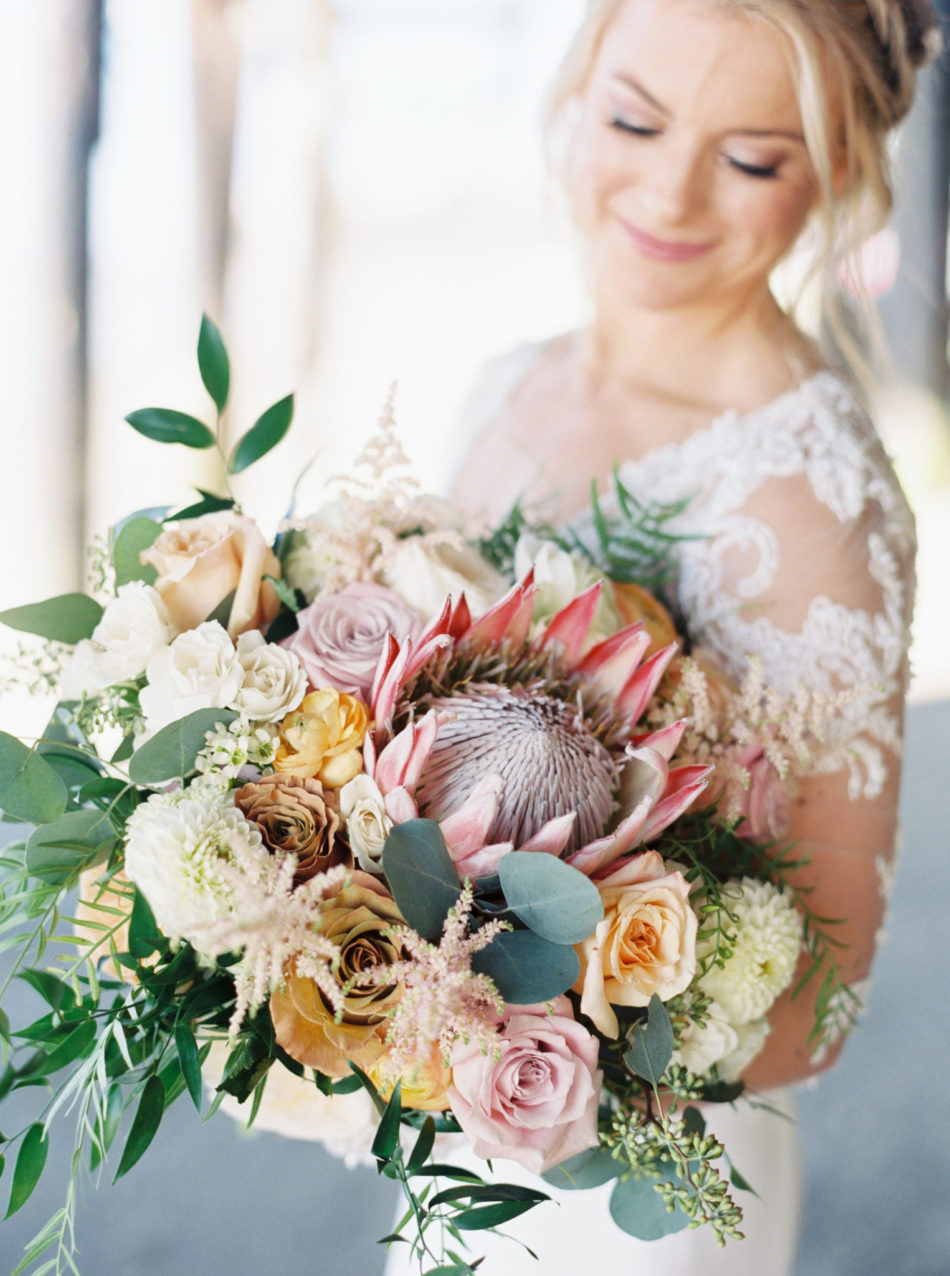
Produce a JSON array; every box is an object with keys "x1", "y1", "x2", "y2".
[{"x1": 566, "y1": 0, "x2": 822, "y2": 316}]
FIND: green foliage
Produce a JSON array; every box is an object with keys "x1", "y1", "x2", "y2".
[
  {"x1": 112, "y1": 517, "x2": 162, "y2": 586},
  {"x1": 0, "y1": 593, "x2": 104, "y2": 645},
  {"x1": 609, "y1": 1167, "x2": 691, "y2": 1240},
  {"x1": 25, "y1": 809, "x2": 116, "y2": 885},
  {"x1": 197, "y1": 314, "x2": 230, "y2": 414},
  {"x1": 228, "y1": 394, "x2": 294, "y2": 475},
  {"x1": 382, "y1": 820, "x2": 462, "y2": 940},
  {"x1": 472, "y1": 928, "x2": 580, "y2": 1003},
  {"x1": 127, "y1": 708, "x2": 238, "y2": 785},
  {"x1": 624, "y1": 995, "x2": 674, "y2": 1086},
  {"x1": 165, "y1": 488, "x2": 235, "y2": 522},
  {"x1": 497, "y1": 852, "x2": 603, "y2": 945},
  {"x1": 542, "y1": 1146, "x2": 623, "y2": 1191},
  {"x1": 0, "y1": 733, "x2": 68, "y2": 824},
  {"x1": 5, "y1": 1123, "x2": 48, "y2": 1217},
  {"x1": 124, "y1": 408, "x2": 216, "y2": 450},
  {"x1": 114, "y1": 1075, "x2": 166, "y2": 1181}
]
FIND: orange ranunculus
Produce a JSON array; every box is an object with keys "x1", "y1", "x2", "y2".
[
  {"x1": 140, "y1": 510, "x2": 281, "y2": 638},
  {"x1": 274, "y1": 688, "x2": 369, "y2": 787},
  {"x1": 609, "y1": 581, "x2": 677, "y2": 657},
  {"x1": 270, "y1": 875, "x2": 405, "y2": 1078}
]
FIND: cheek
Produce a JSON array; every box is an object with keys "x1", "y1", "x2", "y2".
[
  {"x1": 739, "y1": 180, "x2": 818, "y2": 244},
  {"x1": 566, "y1": 121, "x2": 630, "y2": 214}
]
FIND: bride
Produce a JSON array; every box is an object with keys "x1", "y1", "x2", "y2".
[{"x1": 386, "y1": 0, "x2": 935, "y2": 1273}]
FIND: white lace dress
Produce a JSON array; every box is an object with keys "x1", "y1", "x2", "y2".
[{"x1": 384, "y1": 346, "x2": 915, "y2": 1276}]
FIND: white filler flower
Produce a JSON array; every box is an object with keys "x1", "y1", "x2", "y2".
[
  {"x1": 124, "y1": 783, "x2": 264, "y2": 952},
  {"x1": 699, "y1": 877, "x2": 803, "y2": 1025}
]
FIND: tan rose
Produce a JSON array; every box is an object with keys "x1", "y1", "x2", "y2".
[
  {"x1": 574, "y1": 850, "x2": 698, "y2": 1037},
  {"x1": 609, "y1": 581, "x2": 677, "y2": 657},
  {"x1": 232, "y1": 775, "x2": 352, "y2": 885},
  {"x1": 368, "y1": 1042, "x2": 453, "y2": 1112},
  {"x1": 141, "y1": 510, "x2": 281, "y2": 638},
  {"x1": 274, "y1": 688, "x2": 369, "y2": 787},
  {"x1": 270, "y1": 875, "x2": 406, "y2": 1078}
]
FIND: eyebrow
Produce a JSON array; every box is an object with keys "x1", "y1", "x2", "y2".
[{"x1": 608, "y1": 73, "x2": 806, "y2": 144}]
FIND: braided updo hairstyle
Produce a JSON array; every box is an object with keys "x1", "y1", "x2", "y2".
[{"x1": 547, "y1": 0, "x2": 942, "y2": 374}]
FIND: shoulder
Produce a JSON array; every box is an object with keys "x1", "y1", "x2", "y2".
[{"x1": 457, "y1": 332, "x2": 576, "y2": 441}]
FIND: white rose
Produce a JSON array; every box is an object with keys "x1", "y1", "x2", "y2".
[
  {"x1": 671, "y1": 1000, "x2": 739, "y2": 1077},
  {"x1": 716, "y1": 1016, "x2": 771, "y2": 1081},
  {"x1": 339, "y1": 774, "x2": 392, "y2": 875},
  {"x1": 382, "y1": 536, "x2": 507, "y2": 619},
  {"x1": 231, "y1": 631, "x2": 307, "y2": 723},
  {"x1": 59, "y1": 583, "x2": 173, "y2": 699},
  {"x1": 139, "y1": 621, "x2": 243, "y2": 734}
]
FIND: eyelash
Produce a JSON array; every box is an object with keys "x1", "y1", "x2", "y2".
[{"x1": 609, "y1": 118, "x2": 780, "y2": 181}]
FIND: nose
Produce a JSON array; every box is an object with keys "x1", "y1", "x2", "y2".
[{"x1": 637, "y1": 140, "x2": 707, "y2": 226}]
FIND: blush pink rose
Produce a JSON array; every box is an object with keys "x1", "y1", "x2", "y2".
[
  {"x1": 283, "y1": 583, "x2": 421, "y2": 701},
  {"x1": 448, "y1": 996, "x2": 601, "y2": 1175}
]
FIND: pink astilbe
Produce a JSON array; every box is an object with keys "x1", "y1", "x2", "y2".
[
  {"x1": 190, "y1": 854, "x2": 350, "y2": 1038},
  {"x1": 369, "y1": 883, "x2": 509, "y2": 1074}
]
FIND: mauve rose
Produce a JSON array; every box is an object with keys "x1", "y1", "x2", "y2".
[
  {"x1": 284, "y1": 583, "x2": 421, "y2": 701},
  {"x1": 448, "y1": 996, "x2": 601, "y2": 1175},
  {"x1": 232, "y1": 775, "x2": 352, "y2": 884},
  {"x1": 141, "y1": 510, "x2": 281, "y2": 638}
]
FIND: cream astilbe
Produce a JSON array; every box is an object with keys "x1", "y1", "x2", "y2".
[
  {"x1": 369, "y1": 883, "x2": 508, "y2": 1077},
  {"x1": 191, "y1": 856, "x2": 349, "y2": 1037}
]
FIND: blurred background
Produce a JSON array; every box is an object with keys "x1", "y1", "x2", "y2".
[{"x1": 0, "y1": 2, "x2": 947, "y2": 1273}]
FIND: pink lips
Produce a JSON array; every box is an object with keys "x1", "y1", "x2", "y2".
[{"x1": 618, "y1": 218, "x2": 714, "y2": 263}]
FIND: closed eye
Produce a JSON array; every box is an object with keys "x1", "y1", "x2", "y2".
[
  {"x1": 610, "y1": 117, "x2": 659, "y2": 138},
  {"x1": 726, "y1": 156, "x2": 779, "y2": 180}
]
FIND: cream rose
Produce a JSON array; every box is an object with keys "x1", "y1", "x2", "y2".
[
  {"x1": 139, "y1": 621, "x2": 244, "y2": 734},
  {"x1": 60, "y1": 583, "x2": 173, "y2": 699},
  {"x1": 141, "y1": 510, "x2": 281, "y2": 638},
  {"x1": 575, "y1": 850, "x2": 698, "y2": 1038},
  {"x1": 339, "y1": 774, "x2": 392, "y2": 875},
  {"x1": 231, "y1": 631, "x2": 307, "y2": 723},
  {"x1": 382, "y1": 536, "x2": 507, "y2": 619}
]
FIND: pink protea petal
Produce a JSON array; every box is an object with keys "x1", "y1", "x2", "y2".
[
  {"x1": 439, "y1": 773, "x2": 504, "y2": 860},
  {"x1": 462, "y1": 572, "x2": 536, "y2": 648},
  {"x1": 637, "y1": 763, "x2": 713, "y2": 844},
  {"x1": 518, "y1": 812, "x2": 577, "y2": 857},
  {"x1": 618, "y1": 745, "x2": 669, "y2": 813},
  {"x1": 370, "y1": 632, "x2": 401, "y2": 713},
  {"x1": 577, "y1": 624, "x2": 652, "y2": 697},
  {"x1": 616, "y1": 641, "x2": 679, "y2": 726},
  {"x1": 537, "y1": 583, "x2": 603, "y2": 665},
  {"x1": 451, "y1": 840, "x2": 514, "y2": 880},
  {"x1": 373, "y1": 709, "x2": 445, "y2": 795},
  {"x1": 371, "y1": 631, "x2": 453, "y2": 725},
  {"x1": 564, "y1": 795, "x2": 654, "y2": 877},
  {"x1": 632, "y1": 718, "x2": 688, "y2": 763},
  {"x1": 385, "y1": 786, "x2": 420, "y2": 824}
]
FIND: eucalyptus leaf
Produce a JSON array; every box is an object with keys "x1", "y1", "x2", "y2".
[
  {"x1": 125, "y1": 408, "x2": 216, "y2": 450},
  {"x1": 0, "y1": 593, "x2": 103, "y2": 644},
  {"x1": 228, "y1": 393, "x2": 294, "y2": 474},
  {"x1": 114, "y1": 1075, "x2": 165, "y2": 1181},
  {"x1": 542, "y1": 1146, "x2": 623, "y2": 1191},
  {"x1": 197, "y1": 314, "x2": 230, "y2": 413},
  {"x1": 5, "y1": 1123, "x2": 48, "y2": 1217},
  {"x1": 25, "y1": 809, "x2": 115, "y2": 884},
  {"x1": 113, "y1": 516, "x2": 162, "y2": 586},
  {"x1": 0, "y1": 733, "x2": 68, "y2": 824},
  {"x1": 36, "y1": 743, "x2": 103, "y2": 804},
  {"x1": 498, "y1": 852, "x2": 603, "y2": 945},
  {"x1": 623, "y1": 994, "x2": 674, "y2": 1086},
  {"x1": 609, "y1": 1169, "x2": 690, "y2": 1240},
  {"x1": 128, "y1": 708, "x2": 238, "y2": 785},
  {"x1": 382, "y1": 820, "x2": 461, "y2": 940},
  {"x1": 472, "y1": 929, "x2": 580, "y2": 1003}
]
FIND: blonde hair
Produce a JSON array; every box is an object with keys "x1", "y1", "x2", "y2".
[{"x1": 547, "y1": 0, "x2": 940, "y2": 380}]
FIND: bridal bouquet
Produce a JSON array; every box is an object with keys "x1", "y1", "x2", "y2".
[{"x1": 0, "y1": 320, "x2": 851, "y2": 1275}]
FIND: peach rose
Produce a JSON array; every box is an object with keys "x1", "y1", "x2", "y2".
[
  {"x1": 274, "y1": 688, "x2": 369, "y2": 787},
  {"x1": 270, "y1": 874, "x2": 406, "y2": 1078},
  {"x1": 232, "y1": 775, "x2": 352, "y2": 885},
  {"x1": 575, "y1": 850, "x2": 698, "y2": 1037},
  {"x1": 141, "y1": 510, "x2": 281, "y2": 638}
]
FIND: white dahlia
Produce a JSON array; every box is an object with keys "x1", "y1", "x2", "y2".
[{"x1": 699, "y1": 877, "x2": 803, "y2": 1025}]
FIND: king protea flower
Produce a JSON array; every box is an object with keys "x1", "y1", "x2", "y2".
[{"x1": 365, "y1": 574, "x2": 711, "y2": 880}]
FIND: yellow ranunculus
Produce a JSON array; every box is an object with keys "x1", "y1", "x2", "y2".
[
  {"x1": 368, "y1": 1043, "x2": 453, "y2": 1113},
  {"x1": 274, "y1": 688, "x2": 369, "y2": 787}
]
